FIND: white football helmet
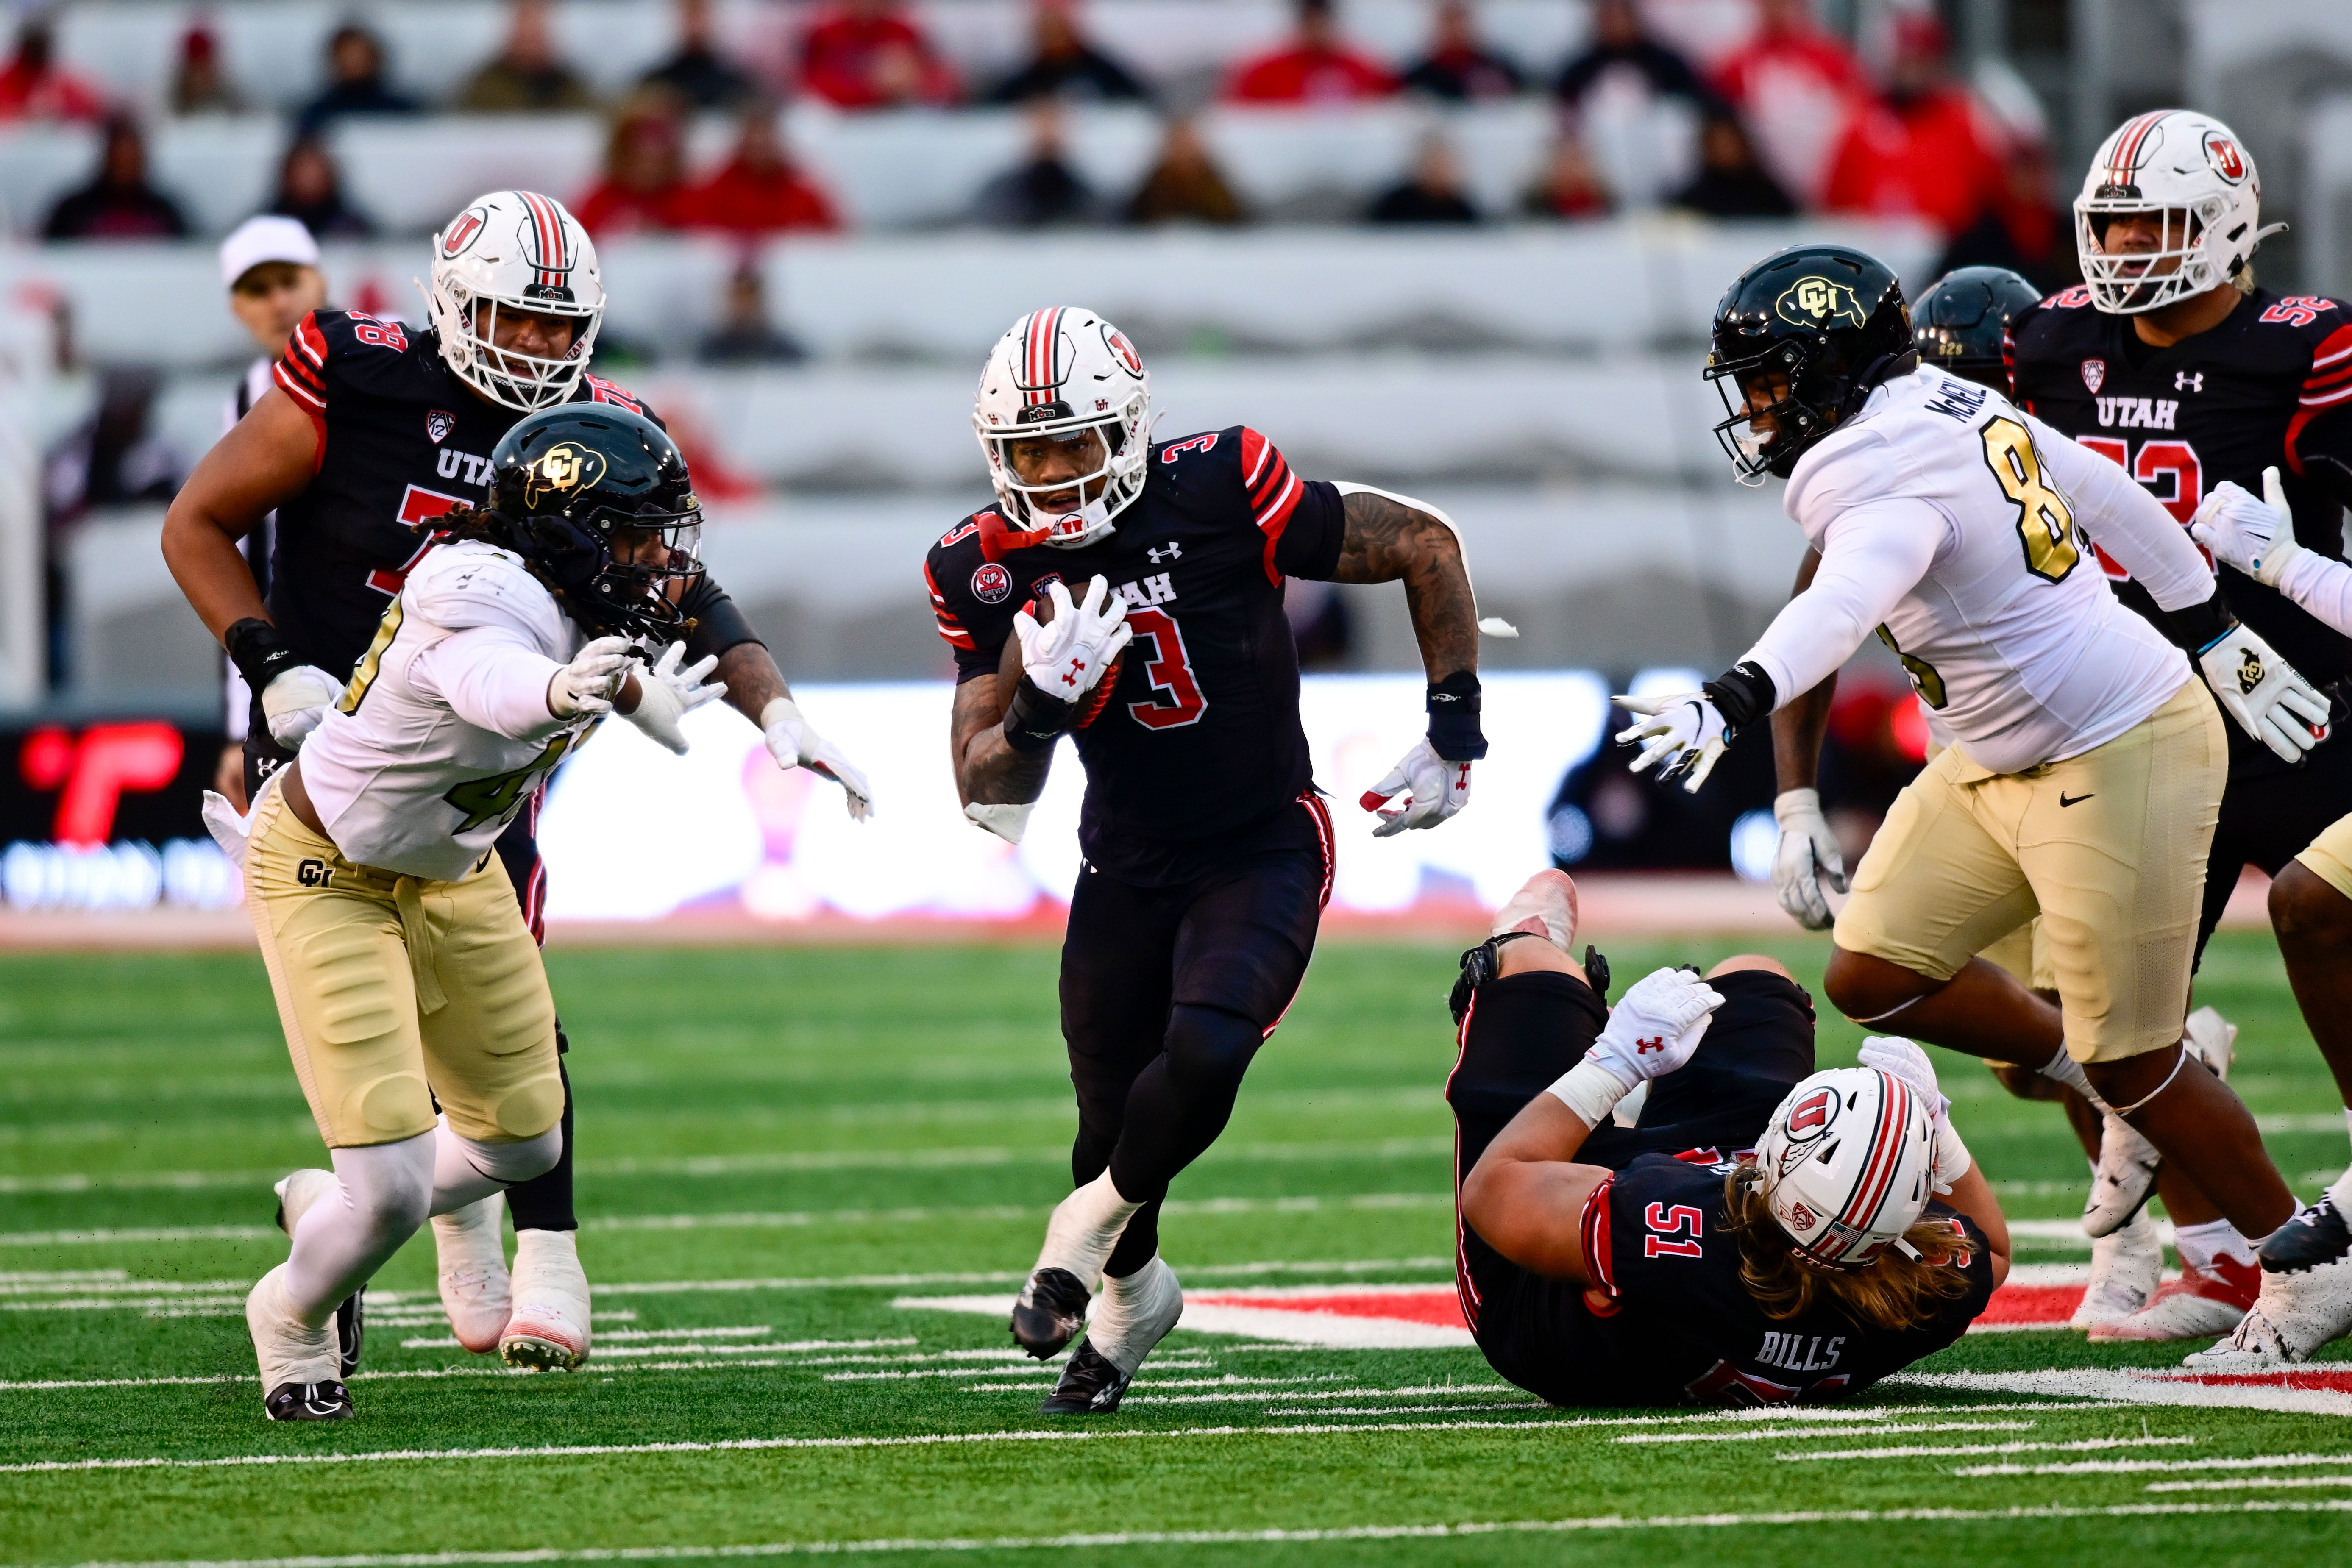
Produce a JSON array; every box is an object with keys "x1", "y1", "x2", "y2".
[
  {"x1": 971, "y1": 307, "x2": 1151, "y2": 548},
  {"x1": 424, "y1": 190, "x2": 605, "y2": 411},
  {"x1": 2075, "y1": 110, "x2": 2283, "y2": 315},
  {"x1": 1753, "y1": 1067, "x2": 1936, "y2": 1271}
]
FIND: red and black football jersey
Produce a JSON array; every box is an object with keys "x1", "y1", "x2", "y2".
[
  {"x1": 263, "y1": 310, "x2": 760, "y2": 704},
  {"x1": 1560, "y1": 1151, "x2": 1994, "y2": 1406},
  {"x1": 924, "y1": 426, "x2": 1347, "y2": 884},
  {"x1": 2009, "y1": 286, "x2": 2352, "y2": 772}
]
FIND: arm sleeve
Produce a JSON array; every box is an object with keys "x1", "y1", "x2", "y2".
[
  {"x1": 2272, "y1": 550, "x2": 2352, "y2": 641},
  {"x1": 1740, "y1": 500, "x2": 1943, "y2": 706},
  {"x1": 679, "y1": 575, "x2": 764, "y2": 662},
  {"x1": 2027, "y1": 413, "x2": 2213, "y2": 612},
  {"x1": 413, "y1": 626, "x2": 571, "y2": 743}
]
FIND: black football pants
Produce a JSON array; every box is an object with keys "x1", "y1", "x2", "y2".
[
  {"x1": 2195, "y1": 734, "x2": 2352, "y2": 969},
  {"x1": 1060, "y1": 799, "x2": 1333, "y2": 1279}
]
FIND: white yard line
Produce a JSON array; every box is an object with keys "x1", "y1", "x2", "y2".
[
  {"x1": 1957, "y1": 1450, "x2": 2352, "y2": 1477},
  {"x1": 2146, "y1": 1475, "x2": 2352, "y2": 1492},
  {"x1": 1620, "y1": 1422, "x2": 2037, "y2": 1444},
  {"x1": 1784, "y1": 1436, "x2": 2196, "y2": 1462},
  {"x1": 0, "y1": 1227, "x2": 272, "y2": 1248}
]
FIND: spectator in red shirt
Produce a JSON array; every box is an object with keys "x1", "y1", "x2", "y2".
[
  {"x1": 1709, "y1": 0, "x2": 1868, "y2": 206},
  {"x1": 1223, "y1": 0, "x2": 1397, "y2": 105},
  {"x1": 682, "y1": 106, "x2": 843, "y2": 234},
  {"x1": 0, "y1": 15, "x2": 106, "y2": 122},
  {"x1": 1520, "y1": 131, "x2": 1612, "y2": 220},
  {"x1": 1819, "y1": 14, "x2": 2003, "y2": 240},
  {"x1": 573, "y1": 97, "x2": 695, "y2": 236},
  {"x1": 799, "y1": 0, "x2": 958, "y2": 111}
]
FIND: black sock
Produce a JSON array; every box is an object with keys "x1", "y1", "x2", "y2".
[{"x1": 504, "y1": 1057, "x2": 577, "y2": 1232}]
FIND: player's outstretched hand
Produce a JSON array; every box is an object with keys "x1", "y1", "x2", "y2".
[
  {"x1": 1857, "y1": 1035, "x2": 1971, "y2": 1192},
  {"x1": 1771, "y1": 787, "x2": 1847, "y2": 931},
  {"x1": 261, "y1": 664, "x2": 343, "y2": 748},
  {"x1": 1360, "y1": 739, "x2": 1471, "y2": 837},
  {"x1": 2191, "y1": 467, "x2": 2304, "y2": 588},
  {"x1": 1014, "y1": 577, "x2": 1131, "y2": 702},
  {"x1": 761, "y1": 697, "x2": 874, "y2": 821},
  {"x1": 2196, "y1": 622, "x2": 2330, "y2": 763},
  {"x1": 621, "y1": 642, "x2": 726, "y2": 756},
  {"x1": 548, "y1": 636, "x2": 633, "y2": 720},
  {"x1": 1611, "y1": 692, "x2": 1730, "y2": 793},
  {"x1": 1584, "y1": 966, "x2": 1726, "y2": 1089}
]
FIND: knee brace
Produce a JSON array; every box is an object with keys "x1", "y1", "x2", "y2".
[{"x1": 1162, "y1": 1004, "x2": 1264, "y2": 1099}]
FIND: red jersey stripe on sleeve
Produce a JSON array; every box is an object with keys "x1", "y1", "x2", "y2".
[
  {"x1": 273, "y1": 358, "x2": 325, "y2": 411},
  {"x1": 1240, "y1": 426, "x2": 1275, "y2": 489},
  {"x1": 294, "y1": 313, "x2": 328, "y2": 372},
  {"x1": 1580, "y1": 1175, "x2": 1619, "y2": 1300},
  {"x1": 2287, "y1": 324, "x2": 2352, "y2": 474},
  {"x1": 924, "y1": 561, "x2": 975, "y2": 647}
]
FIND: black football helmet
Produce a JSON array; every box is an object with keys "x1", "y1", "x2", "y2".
[
  {"x1": 1911, "y1": 266, "x2": 2042, "y2": 393},
  {"x1": 482, "y1": 403, "x2": 704, "y2": 639},
  {"x1": 1704, "y1": 243, "x2": 1915, "y2": 484}
]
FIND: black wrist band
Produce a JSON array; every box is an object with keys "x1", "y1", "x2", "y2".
[
  {"x1": 1703, "y1": 660, "x2": 1778, "y2": 731},
  {"x1": 1426, "y1": 670, "x2": 1488, "y2": 762},
  {"x1": 2175, "y1": 592, "x2": 2236, "y2": 656},
  {"x1": 224, "y1": 617, "x2": 298, "y2": 694},
  {"x1": 1003, "y1": 677, "x2": 1077, "y2": 754}
]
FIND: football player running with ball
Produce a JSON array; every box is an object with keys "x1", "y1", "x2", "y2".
[
  {"x1": 197, "y1": 406, "x2": 723, "y2": 1420},
  {"x1": 1620, "y1": 242, "x2": 2321, "y2": 1326},
  {"x1": 924, "y1": 307, "x2": 1488, "y2": 1414},
  {"x1": 1452, "y1": 870, "x2": 2005, "y2": 1405},
  {"x1": 164, "y1": 190, "x2": 869, "y2": 1379}
]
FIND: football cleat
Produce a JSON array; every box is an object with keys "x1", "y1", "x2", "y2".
[
  {"x1": 1038, "y1": 1341, "x2": 1134, "y2": 1416},
  {"x1": 2182, "y1": 1006, "x2": 2238, "y2": 1078},
  {"x1": 2260, "y1": 1190, "x2": 2352, "y2": 1276},
  {"x1": 1011, "y1": 1267, "x2": 1092, "y2": 1360},
  {"x1": 2184, "y1": 1252, "x2": 2352, "y2": 1368},
  {"x1": 501, "y1": 1228, "x2": 592, "y2": 1371},
  {"x1": 2082, "y1": 1113, "x2": 2161, "y2": 1238},
  {"x1": 431, "y1": 1191, "x2": 512, "y2": 1354},
  {"x1": 247, "y1": 1262, "x2": 348, "y2": 1420},
  {"x1": 2069, "y1": 1209, "x2": 2162, "y2": 1330},
  {"x1": 273, "y1": 1169, "x2": 364, "y2": 1378},
  {"x1": 2089, "y1": 1256, "x2": 2261, "y2": 1342}
]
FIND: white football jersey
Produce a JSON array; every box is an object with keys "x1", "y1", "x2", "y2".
[
  {"x1": 1767, "y1": 366, "x2": 2196, "y2": 776},
  {"x1": 298, "y1": 541, "x2": 594, "y2": 881}
]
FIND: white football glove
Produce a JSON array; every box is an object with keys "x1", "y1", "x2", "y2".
[
  {"x1": 261, "y1": 665, "x2": 342, "y2": 748},
  {"x1": 761, "y1": 697, "x2": 873, "y2": 821},
  {"x1": 1857, "y1": 1035, "x2": 1971, "y2": 1192},
  {"x1": 2196, "y1": 621, "x2": 2330, "y2": 763},
  {"x1": 620, "y1": 642, "x2": 726, "y2": 756},
  {"x1": 2190, "y1": 467, "x2": 2303, "y2": 588},
  {"x1": 1771, "y1": 787, "x2": 1848, "y2": 931},
  {"x1": 1584, "y1": 967, "x2": 1727, "y2": 1090},
  {"x1": 1014, "y1": 577, "x2": 1131, "y2": 703},
  {"x1": 547, "y1": 636, "x2": 632, "y2": 720},
  {"x1": 1360, "y1": 738, "x2": 1472, "y2": 837},
  {"x1": 1612, "y1": 691, "x2": 1730, "y2": 792}
]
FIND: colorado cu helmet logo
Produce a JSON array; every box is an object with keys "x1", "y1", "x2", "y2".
[
  {"x1": 523, "y1": 442, "x2": 604, "y2": 505},
  {"x1": 971, "y1": 562, "x2": 1012, "y2": 603},
  {"x1": 1774, "y1": 276, "x2": 1867, "y2": 331},
  {"x1": 440, "y1": 209, "x2": 487, "y2": 259},
  {"x1": 2203, "y1": 130, "x2": 2248, "y2": 184},
  {"x1": 1102, "y1": 325, "x2": 1143, "y2": 375},
  {"x1": 1784, "y1": 1085, "x2": 1840, "y2": 1141}
]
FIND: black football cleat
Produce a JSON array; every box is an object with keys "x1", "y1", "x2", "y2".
[
  {"x1": 335, "y1": 1287, "x2": 365, "y2": 1379},
  {"x1": 1038, "y1": 1341, "x2": 1131, "y2": 1416},
  {"x1": 2262, "y1": 1193, "x2": 2352, "y2": 1275},
  {"x1": 1010, "y1": 1267, "x2": 1091, "y2": 1359},
  {"x1": 264, "y1": 1379, "x2": 353, "y2": 1421}
]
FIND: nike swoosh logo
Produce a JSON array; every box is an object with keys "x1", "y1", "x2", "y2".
[{"x1": 2060, "y1": 792, "x2": 2094, "y2": 807}]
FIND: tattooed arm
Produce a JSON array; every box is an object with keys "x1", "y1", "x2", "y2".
[
  {"x1": 948, "y1": 633, "x2": 1055, "y2": 808},
  {"x1": 1329, "y1": 488, "x2": 1479, "y2": 681}
]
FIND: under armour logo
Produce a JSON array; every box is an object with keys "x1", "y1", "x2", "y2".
[
  {"x1": 1061, "y1": 657, "x2": 1087, "y2": 688},
  {"x1": 2239, "y1": 647, "x2": 2265, "y2": 695},
  {"x1": 2176, "y1": 371, "x2": 2204, "y2": 393},
  {"x1": 1636, "y1": 1035, "x2": 1666, "y2": 1055},
  {"x1": 1147, "y1": 542, "x2": 1183, "y2": 564}
]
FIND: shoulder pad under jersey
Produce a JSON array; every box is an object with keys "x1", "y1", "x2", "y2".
[
  {"x1": 273, "y1": 309, "x2": 434, "y2": 415},
  {"x1": 406, "y1": 542, "x2": 565, "y2": 646},
  {"x1": 578, "y1": 373, "x2": 665, "y2": 430}
]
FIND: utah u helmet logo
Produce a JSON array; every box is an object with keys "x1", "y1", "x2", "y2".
[{"x1": 1775, "y1": 276, "x2": 1868, "y2": 331}]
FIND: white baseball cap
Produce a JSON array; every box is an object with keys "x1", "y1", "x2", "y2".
[{"x1": 218, "y1": 215, "x2": 321, "y2": 288}]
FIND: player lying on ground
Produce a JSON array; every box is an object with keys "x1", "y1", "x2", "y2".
[
  {"x1": 204, "y1": 405, "x2": 725, "y2": 1420},
  {"x1": 163, "y1": 189, "x2": 871, "y2": 1376},
  {"x1": 1452, "y1": 870, "x2": 2006, "y2": 1406},
  {"x1": 1620, "y1": 239, "x2": 2328, "y2": 1369},
  {"x1": 1770, "y1": 263, "x2": 2243, "y2": 1344},
  {"x1": 924, "y1": 306, "x2": 1499, "y2": 1415}
]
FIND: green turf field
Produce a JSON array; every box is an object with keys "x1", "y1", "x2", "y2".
[{"x1": 8, "y1": 932, "x2": 2352, "y2": 1568}]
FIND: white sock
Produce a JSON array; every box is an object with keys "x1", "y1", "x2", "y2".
[
  {"x1": 2343, "y1": 1106, "x2": 2352, "y2": 1158},
  {"x1": 429, "y1": 1114, "x2": 564, "y2": 1216},
  {"x1": 2175, "y1": 1218, "x2": 2255, "y2": 1273},
  {"x1": 1035, "y1": 1169, "x2": 1144, "y2": 1286},
  {"x1": 284, "y1": 1132, "x2": 436, "y2": 1326},
  {"x1": 1088, "y1": 1256, "x2": 1184, "y2": 1376},
  {"x1": 2326, "y1": 1165, "x2": 2352, "y2": 1211}
]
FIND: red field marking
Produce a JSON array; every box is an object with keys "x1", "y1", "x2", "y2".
[
  {"x1": 1187, "y1": 1288, "x2": 1468, "y2": 1329},
  {"x1": 1975, "y1": 1282, "x2": 2083, "y2": 1331}
]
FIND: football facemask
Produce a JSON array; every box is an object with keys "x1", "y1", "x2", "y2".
[
  {"x1": 426, "y1": 189, "x2": 605, "y2": 412},
  {"x1": 972, "y1": 307, "x2": 1152, "y2": 547}
]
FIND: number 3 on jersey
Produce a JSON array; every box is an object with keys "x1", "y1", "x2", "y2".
[
  {"x1": 1981, "y1": 417, "x2": 2082, "y2": 583},
  {"x1": 1124, "y1": 606, "x2": 1207, "y2": 729}
]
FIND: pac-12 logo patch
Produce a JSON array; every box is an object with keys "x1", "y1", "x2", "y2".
[
  {"x1": 1774, "y1": 275, "x2": 1867, "y2": 331},
  {"x1": 971, "y1": 562, "x2": 1012, "y2": 603},
  {"x1": 440, "y1": 209, "x2": 487, "y2": 259},
  {"x1": 2203, "y1": 130, "x2": 2248, "y2": 184},
  {"x1": 2080, "y1": 358, "x2": 2107, "y2": 394},
  {"x1": 426, "y1": 409, "x2": 456, "y2": 445}
]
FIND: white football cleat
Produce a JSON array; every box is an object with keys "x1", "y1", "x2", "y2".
[
  {"x1": 2185, "y1": 1254, "x2": 2352, "y2": 1368},
  {"x1": 501, "y1": 1227, "x2": 591, "y2": 1371},
  {"x1": 2069, "y1": 1209, "x2": 2162, "y2": 1330},
  {"x1": 2083, "y1": 1113, "x2": 2161, "y2": 1238},
  {"x1": 1491, "y1": 868, "x2": 1577, "y2": 952},
  {"x1": 1041, "y1": 1256, "x2": 1186, "y2": 1416},
  {"x1": 431, "y1": 1191, "x2": 511, "y2": 1354},
  {"x1": 2182, "y1": 1006, "x2": 2238, "y2": 1078},
  {"x1": 245, "y1": 1262, "x2": 349, "y2": 1421},
  {"x1": 2090, "y1": 1256, "x2": 2261, "y2": 1342}
]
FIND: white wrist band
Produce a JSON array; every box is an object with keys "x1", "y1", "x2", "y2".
[
  {"x1": 1772, "y1": 787, "x2": 1820, "y2": 827},
  {"x1": 759, "y1": 697, "x2": 798, "y2": 731},
  {"x1": 1547, "y1": 1058, "x2": 1632, "y2": 1129},
  {"x1": 1934, "y1": 1124, "x2": 1973, "y2": 1193}
]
